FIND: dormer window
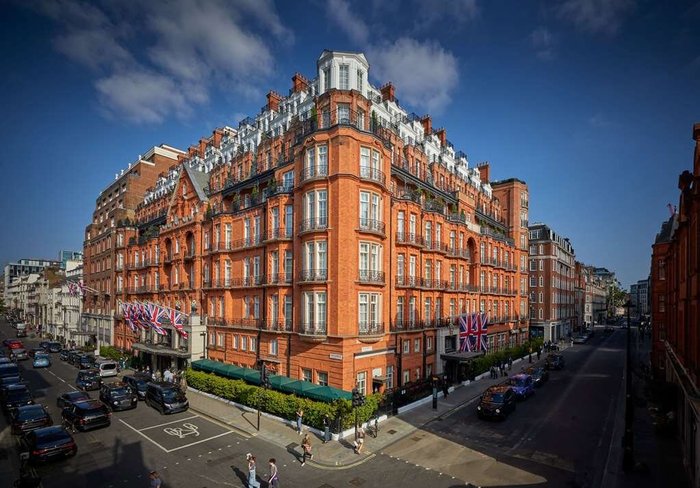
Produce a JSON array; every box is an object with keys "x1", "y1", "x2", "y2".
[
  {"x1": 323, "y1": 67, "x2": 330, "y2": 91},
  {"x1": 339, "y1": 64, "x2": 349, "y2": 90}
]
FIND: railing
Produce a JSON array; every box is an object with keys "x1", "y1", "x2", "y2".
[
  {"x1": 395, "y1": 276, "x2": 418, "y2": 287},
  {"x1": 299, "y1": 218, "x2": 328, "y2": 233},
  {"x1": 231, "y1": 235, "x2": 264, "y2": 249},
  {"x1": 359, "y1": 167, "x2": 386, "y2": 186},
  {"x1": 424, "y1": 240, "x2": 448, "y2": 253},
  {"x1": 184, "y1": 250, "x2": 196, "y2": 259},
  {"x1": 267, "y1": 227, "x2": 293, "y2": 240},
  {"x1": 229, "y1": 275, "x2": 264, "y2": 287},
  {"x1": 421, "y1": 278, "x2": 447, "y2": 290},
  {"x1": 115, "y1": 264, "x2": 124, "y2": 271},
  {"x1": 446, "y1": 247, "x2": 471, "y2": 260},
  {"x1": 423, "y1": 200, "x2": 445, "y2": 213},
  {"x1": 211, "y1": 242, "x2": 233, "y2": 252},
  {"x1": 164, "y1": 254, "x2": 173, "y2": 263},
  {"x1": 292, "y1": 107, "x2": 393, "y2": 147},
  {"x1": 264, "y1": 318, "x2": 293, "y2": 332},
  {"x1": 395, "y1": 232, "x2": 422, "y2": 246},
  {"x1": 358, "y1": 270, "x2": 385, "y2": 284},
  {"x1": 267, "y1": 273, "x2": 293, "y2": 285},
  {"x1": 358, "y1": 218, "x2": 385, "y2": 234},
  {"x1": 266, "y1": 181, "x2": 294, "y2": 197},
  {"x1": 359, "y1": 322, "x2": 384, "y2": 336},
  {"x1": 299, "y1": 269, "x2": 328, "y2": 282},
  {"x1": 128, "y1": 286, "x2": 155, "y2": 294},
  {"x1": 300, "y1": 323, "x2": 327, "y2": 336},
  {"x1": 299, "y1": 164, "x2": 329, "y2": 183}
]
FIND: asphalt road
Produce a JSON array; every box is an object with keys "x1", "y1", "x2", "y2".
[{"x1": 0, "y1": 319, "x2": 464, "y2": 488}]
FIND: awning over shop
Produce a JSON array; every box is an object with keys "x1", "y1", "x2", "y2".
[{"x1": 440, "y1": 351, "x2": 484, "y2": 363}]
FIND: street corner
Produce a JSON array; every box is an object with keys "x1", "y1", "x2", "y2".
[{"x1": 119, "y1": 413, "x2": 237, "y2": 453}]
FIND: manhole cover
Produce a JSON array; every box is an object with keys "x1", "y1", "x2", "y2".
[
  {"x1": 349, "y1": 478, "x2": 365, "y2": 486},
  {"x1": 387, "y1": 429, "x2": 397, "y2": 435},
  {"x1": 411, "y1": 436, "x2": 422, "y2": 442}
]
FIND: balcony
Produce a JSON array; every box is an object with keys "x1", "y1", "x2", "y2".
[
  {"x1": 424, "y1": 240, "x2": 448, "y2": 253},
  {"x1": 267, "y1": 273, "x2": 293, "y2": 285},
  {"x1": 264, "y1": 318, "x2": 293, "y2": 332},
  {"x1": 299, "y1": 322, "x2": 327, "y2": 342},
  {"x1": 299, "y1": 218, "x2": 328, "y2": 233},
  {"x1": 391, "y1": 319, "x2": 428, "y2": 331},
  {"x1": 395, "y1": 232, "x2": 422, "y2": 247},
  {"x1": 128, "y1": 286, "x2": 155, "y2": 294},
  {"x1": 232, "y1": 235, "x2": 264, "y2": 250},
  {"x1": 164, "y1": 254, "x2": 173, "y2": 264},
  {"x1": 446, "y1": 247, "x2": 471, "y2": 261},
  {"x1": 230, "y1": 275, "x2": 264, "y2": 287},
  {"x1": 115, "y1": 264, "x2": 124, "y2": 272},
  {"x1": 395, "y1": 275, "x2": 418, "y2": 288},
  {"x1": 211, "y1": 242, "x2": 233, "y2": 253},
  {"x1": 358, "y1": 270, "x2": 385, "y2": 284},
  {"x1": 183, "y1": 250, "x2": 196, "y2": 260},
  {"x1": 266, "y1": 227, "x2": 293, "y2": 241},
  {"x1": 299, "y1": 269, "x2": 328, "y2": 283},
  {"x1": 299, "y1": 164, "x2": 329, "y2": 183},
  {"x1": 421, "y1": 278, "x2": 447, "y2": 290},
  {"x1": 358, "y1": 218, "x2": 385, "y2": 235},
  {"x1": 358, "y1": 321, "x2": 384, "y2": 343},
  {"x1": 359, "y1": 167, "x2": 386, "y2": 186}
]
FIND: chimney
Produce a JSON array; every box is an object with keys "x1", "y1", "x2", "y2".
[
  {"x1": 267, "y1": 91, "x2": 282, "y2": 112},
  {"x1": 435, "y1": 128, "x2": 447, "y2": 147},
  {"x1": 380, "y1": 82, "x2": 395, "y2": 102},
  {"x1": 477, "y1": 162, "x2": 490, "y2": 183},
  {"x1": 694, "y1": 122, "x2": 700, "y2": 176},
  {"x1": 291, "y1": 73, "x2": 309, "y2": 93},
  {"x1": 420, "y1": 115, "x2": 432, "y2": 136}
]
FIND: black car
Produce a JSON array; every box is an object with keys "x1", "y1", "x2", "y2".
[
  {"x1": 58, "y1": 350, "x2": 70, "y2": 361},
  {"x1": 19, "y1": 426, "x2": 77, "y2": 463},
  {"x1": 0, "y1": 375, "x2": 22, "y2": 388},
  {"x1": 76, "y1": 369, "x2": 102, "y2": 391},
  {"x1": 2, "y1": 384, "x2": 34, "y2": 413},
  {"x1": 78, "y1": 355, "x2": 95, "y2": 370},
  {"x1": 145, "y1": 382, "x2": 189, "y2": 414},
  {"x1": 39, "y1": 341, "x2": 50, "y2": 351},
  {"x1": 57, "y1": 391, "x2": 91, "y2": 409},
  {"x1": 67, "y1": 351, "x2": 82, "y2": 366},
  {"x1": 0, "y1": 363, "x2": 21, "y2": 380},
  {"x1": 100, "y1": 382, "x2": 138, "y2": 411},
  {"x1": 62, "y1": 399, "x2": 111, "y2": 432},
  {"x1": 545, "y1": 353, "x2": 566, "y2": 370},
  {"x1": 11, "y1": 404, "x2": 53, "y2": 434},
  {"x1": 477, "y1": 385, "x2": 517, "y2": 420},
  {"x1": 47, "y1": 342, "x2": 63, "y2": 353},
  {"x1": 524, "y1": 366, "x2": 550, "y2": 387},
  {"x1": 123, "y1": 374, "x2": 150, "y2": 401}
]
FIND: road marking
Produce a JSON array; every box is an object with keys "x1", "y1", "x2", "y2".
[
  {"x1": 139, "y1": 415, "x2": 200, "y2": 431},
  {"x1": 164, "y1": 423, "x2": 200, "y2": 439},
  {"x1": 167, "y1": 431, "x2": 234, "y2": 453},
  {"x1": 119, "y1": 419, "x2": 171, "y2": 453}
]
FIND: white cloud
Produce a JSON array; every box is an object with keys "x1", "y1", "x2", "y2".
[
  {"x1": 325, "y1": 0, "x2": 461, "y2": 114},
  {"x1": 556, "y1": 0, "x2": 635, "y2": 35},
  {"x1": 32, "y1": 0, "x2": 291, "y2": 124},
  {"x1": 530, "y1": 27, "x2": 556, "y2": 61},
  {"x1": 326, "y1": 0, "x2": 369, "y2": 45},
  {"x1": 368, "y1": 38, "x2": 459, "y2": 114}
]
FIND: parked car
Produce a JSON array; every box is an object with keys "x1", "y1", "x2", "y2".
[
  {"x1": 33, "y1": 352, "x2": 51, "y2": 368},
  {"x1": 507, "y1": 374, "x2": 535, "y2": 400},
  {"x1": 39, "y1": 341, "x2": 50, "y2": 351},
  {"x1": 28, "y1": 348, "x2": 45, "y2": 359},
  {"x1": 572, "y1": 336, "x2": 587, "y2": 344},
  {"x1": 545, "y1": 353, "x2": 566, "y2": 371},
  {"x1": 7, "y1": 340, "x2": 24, "y2": 350},
  {"x1": 100, "y1": 382, "x2": 137, "y2": 411},
  {"x1": 67, "y1": 351, "x2": 82, "y2": 366},
  {"x1": 19, "y1": 426, "x2": 77, "y2": 463},
  {"x1": 3, "y1": 339, "x2": 21, "y2": 347},
  {"x1": 2, "y1": 384, "x2": 34, "y2": 413},
  {"x1": 58, "y1": 350, "x2": 70, "y2": 361},
  {"x1": 61, "y1": 399, "x2": 111, "y2": 432},
  {"x1": 123, "y1": 374, "x2": 151, "y2": 401},
  {"x1": 11, "y1": 404, "x2": 53, "y2": 435},
  {"x1": 524, "y1": 366, "x2": 549, "y2": 387},
  {"x1": 47, "y1": 342, "x2": 63, "y2": 353},
  {"x1": 0, "y1": 363, "x2": 21, "y2": 380},
  {"x1": 145, "y1": 382, "x2": 189, "y2": 414},
  {"x1": 56, "y1": 391, "x2": 90, "y2": 409},
  {"x1": 75, "y1": 370, "x2": 102, "y2": 391},
  {"x1": 95, "y1": 360, "x2": 119, "y2": 378},
  {"x1": 0, "y1": 356, "x2": 12, "y2": 365},
  {"x1": 477, "y1": 385, "x2": 517, "y2": 420},
  {"x1": 78, "y1": 356, "x2": 95, "y2": 370},
  {"x1": 11, "y1": 348, "x2": 29, "y2": 361}
]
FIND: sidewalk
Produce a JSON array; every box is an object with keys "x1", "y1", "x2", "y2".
[{"x1": 183, "y1": 346, "x2": 565, "y2": 469}]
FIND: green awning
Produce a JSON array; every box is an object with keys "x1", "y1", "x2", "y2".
[
  {"x1": 268, "y1": 375, "x2": 296, "y2": 389},
  {"x1": 241, "y1": 368, "x2": 262, "y2": 385},
  {"x1": 279, "y1": 379, "x2": 324, "y2": 396},
  {"x1": 303, "y1": 385, "x2": 352, "y2": 402}
]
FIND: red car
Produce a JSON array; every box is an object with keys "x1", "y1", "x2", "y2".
[{"x1": 7, "y1": 340, "x2": 24, "y2": 350}]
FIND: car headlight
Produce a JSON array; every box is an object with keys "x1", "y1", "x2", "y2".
[
  {"x1": 477, "y1": 405, "x2": 481, "y2": 411},
  {"x1": 113, "y1": 401, "x2": 118, "y2": 405},
  {"x1": 495, "y1": 409, "x2": 501, "y2": 414}
]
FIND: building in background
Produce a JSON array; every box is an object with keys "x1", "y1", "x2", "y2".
[
  {"x1": 650, "y1": 122, "x2": 700, "y2": 488},
  {"x1": 527, "y1": 223, "x2": 576, "y2": 342},
  {"x1": 107, "y1": 50, "x2": 530, "y2": 391},
  {"x1": 4, "y1": 258, "x2": 60, "y2": 301},
  {"x1": 630, "y1": 278, "x2": 650, "y2": 319},
  {"x1": 574, "y1": 262, "x2": 608, "y2": 332},
  {"x1": 58, "y1": 250, "x2": 83, "y2": 270},
  {"x1": 82, "y1": 144, "x2": 184, "y2": 349}
]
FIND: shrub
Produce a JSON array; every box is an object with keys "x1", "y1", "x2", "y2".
[
  {"x1": 99, "y1": 346, "x2": 124, "y2": 360},
  {"x1": 185, "y1": 369, "x2": 381, "y2": 431}
]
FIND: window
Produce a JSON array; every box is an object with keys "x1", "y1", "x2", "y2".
[
  {"x1": 303, "y1": 291, "x2": 327, "y2": 331},
  {"x1": 414, "y1": 338, "x2": 420, "y2": 352},
  {"x1": 539, "y1": 276, "x2": 544, "y2": 287},
  {"x1": 303, "y1": 368, "x2": 312, "y2": 382},
  {"x1": 530, "y1": 260, "x2": 537, "y2": 271},
  {"x1": 217, "y1": 333, "x2": 224, "y2": 347},
  {"x1": 285, "y1": 251, "x2": 293, "y2": 282},
  {"x1": 338, "y1": 103, "x2": 350, "y2": 123},
  {"x1": 323, "y1": 67, "x2": 330, "y2": 91},
  {"x1": 356, "y1": 371, "x2": 366, "y2": 394},
  {"x1": 241, "y1": 336, "x2": 247, "y2": 351},
  {"x1": 659, "y1": 295, "x2": 665, "y2": 313},
  {"x1": 304, "y1": 190, "x2": 328, "y2": 227},
  {"x1": 339, "y1": 64, "x2": 349, "y2": 90},
  {"x1": 539, "y1": 260, "x2": 544, "y2": 271},
  {"x1": 424, "y1": 297, "x2": 431, "y2": 325},
  {"x1": 403, "y1": 370, "x2": 410, "y2": 385},
  {"x1": 285, "y1": 205, "x2": 294, "y2": 237},
  {"x1": 396, "y1": 297, "x2": 404, "y2": 326},
  {"x1": 233, "y1": 335, "x2": 238, "y2": 349},
  {"x1": 359, "y1": 242, "x2": 382, "y2": 275},
  {"x1": 358, "y1": 292, "x2": 381, "y2": 331},
  {"x1": 426, "y1": 336, "x2": 433, "y2": 351},
  {"x1": 538, "y1": 308, "x2": 543, "y2": 320},
  {"x1": 357, "y1": 69, "x2": 364, "y2": 93},
  {"x1": 386, "y1": 365, "x2": 394, "y2": 389},
  {"x1": 283, "y1": 171, "x2": 294, "y2": 191},
  {"x1": 409, "y1": 297, "x2": 416, "y2": 325},
  {"x1": 318, "y1": 371, "x2": 329, "y2": 386},
  {"x1": 403, "y1": 339, "x2": 410, "y2": 354},
  {"x1": 415, "y1": 368, "x2": 421, "y2": 381},
  {"x1": 284, "y1": 295, "x2": 293, "y2": 328},
  {"x1": 304, "y1": 240, "x2": 327, "y2": 278},
  {"x1": 359, "y1": 190, "x2": 381, "y2": 227},
  {"x1": 397, "y1": 211, "x2": 405, "y2": 237},
  {"x1": 250, "y1": 337, "x2": 257, "y2": 352},
  {"x1": 209, "y1": 332, "x2": 215, "y2": 346}
]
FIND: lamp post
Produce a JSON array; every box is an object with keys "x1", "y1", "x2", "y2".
[{"x1": 622, "y1": 299, "x2": 635, "y2": 472}]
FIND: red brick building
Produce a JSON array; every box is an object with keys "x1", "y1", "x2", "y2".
[
  {"x1": 650, "y1": 122, "x2": 700, "y2": 487},
  {"x1": 111, "y1": 50, "x2": 530, "y2": 393}
]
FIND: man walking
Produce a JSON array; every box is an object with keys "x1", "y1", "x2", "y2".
[
  {"x1": 267, "y1": 458, "x2": 279, "y2": 488},
  {"x1": 442, "y1": 375, "x2": 449, "y2": 398}
]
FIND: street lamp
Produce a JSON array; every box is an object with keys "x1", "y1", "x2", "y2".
[{"x1": 622, "y1": 299, "x2": 635, "y2": 472}]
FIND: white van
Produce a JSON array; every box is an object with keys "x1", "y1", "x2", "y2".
[{"x1": 96, "y1": 360, "x2": 119, "y2": 378}]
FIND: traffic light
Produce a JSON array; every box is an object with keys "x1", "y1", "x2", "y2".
[
  {"x1": 352, "y1": 387, "x2": 365, "y2": 407},
  {"x1": 260, "y1": 363, "x2": 271, "y2": 389}
]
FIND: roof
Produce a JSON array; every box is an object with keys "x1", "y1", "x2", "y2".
[
  {"x1": 655, "y1": 214, "x2": 677, "y2": 244},
  {"x1": 183, "y1": 164, "x2": 209, "y2": 202}
]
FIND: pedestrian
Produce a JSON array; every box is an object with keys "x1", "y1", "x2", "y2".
[
  {"x1": 149, "y1": 471, "x2": 162, "y2": 488},
  {"x1": 267, "y1": 458, "x2": 280, "y2": 488},
  {"x1": 322, "y1": 414, "x2": 331, "y2": 444},
  {"x1": 508, "y1": 356, "x2": 513, "y2": 371},
  {"x1": 489, "y1": 365, "x2": 496, "y2": 379},
  {"x1": 353, "y1": 426, "x2": 365, "y2": 454},
  {"x1": 295, "y1": 408, "x2": 304, "y2": 435},
  {"x1": 301, "y1": 433, "x2": 313, "y2": 466},
  {"x1": 537, "y1": 347, "x2": 541, "y2": 361},
  {"x1": 528, "y1": 350, "x2": 533, "y2": 364},
  {"x1": 442, "y1": 375, "x2": 449, "y2": 398},
  {"x1": 246, "y1": 453, "x2": 260, "y2": 488}
]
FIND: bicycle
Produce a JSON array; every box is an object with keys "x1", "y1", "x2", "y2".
[{"x1": 367, "y1": 415, "x2": 380, "y2": 438}]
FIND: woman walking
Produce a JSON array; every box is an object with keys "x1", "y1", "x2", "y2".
[
  {"x1": 300, "y1": 433, "x2": 313, "y2": 466},
  {"x1": 267, "y1": 458, "x2": 279, "y2": 488},
  {"x1": 245, "y1": 453, "x2": 260, "y2": 488},
  {"x1": 295, "y1": 408, "x2": 304, "y2": 435}
]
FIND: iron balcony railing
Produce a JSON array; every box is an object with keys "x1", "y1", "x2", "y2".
[
  {"x1": 395, "y1": 275, "x2": 418, "y2": 287},
  {"x1": 299, "y1": 164, "x2": 329, "y2": 183},
  {"x1": 359, "y1": 321, "x2": 384, "y2": 336},
  {"x1": 300, "y1": 322, "x2": 327, "y2": 336},
  {"x1": 358, "y1": 270, "x2": 385, "y2": 284},
  {"x1": 299, "y1": 218, "x2": 328, "y2": 233},
  {"x1": 359, "y1": 167, "x2": 386, "y2": 186},
  {"x1": 359, "y1": 218, "x2": 385, "y2": 234},
  {"x1": 395, "y1": 232, "x2": 422, "y2": 246},
  {"x1": 299, "y1": 269, "x2": 328, "y2": 282},
  {"x1": 267, "y1": 227, "x2": 294, "y2": 240},
  {"x1": 267, "y1": 273, "x2": 293, "y2": 285},
  {"x1": 264, "y1": 318, "x2": 293, "y2": 332},
  {"x1": 446, "y1": 246, "x2": 472, "y2": 260}
]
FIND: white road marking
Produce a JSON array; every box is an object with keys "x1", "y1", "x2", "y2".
[
  {"x1": 167, "y1": 431, "x2": 234, "y2": 453},
  {"x1": 119, "y1": 419, "x2": 171, "y2": 453},
  {"x1": 139, "y1": 415, "x2": 200, "y2": 431}
]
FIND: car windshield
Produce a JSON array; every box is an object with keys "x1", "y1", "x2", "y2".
[
  {"x1": 16, "y1": 407, "x2": 45, "y2": 420},
  {"x1": 134, "y1": 380, "x2": 148, "y2": 389},
  {"x1": 35, "y1": 353, "x2": 49, "y2": 359},
  {"x1": 0, "y1": 365, "x2": 19, "y2": 376},
  {"x1": 483, "y1": 392, "x2": 504, "y2": 402},
  {"x1": 109, "y1": 387, "x2": 131, "y2": 396},
  {"x1": 162, "y1": 389, "x2": 182, "y2": 402},
  {"x1": 67, "y1": 393, "x2": 89, "y2": 401},
  {"x1": 7, "y1": 389, "x2": 30, "y2": 400},
  {"x1": 80, "y1": 372, "x2": 100, "y2": 381},
  {"x1": 80, "y1": 404, "x2": 107, "y2": 414},
  {"x1": 80, "y1": 357, "x2": 92, "y2": 363},
  {"x1": 35, "y1": 429, "x2": 70, "y2": 443},
  {"x1": 511, "y1": 378, "x2": 527, "y2": 387},
  {"x1": 14, "y1": 349, "x2": 26, "y2": 354}
]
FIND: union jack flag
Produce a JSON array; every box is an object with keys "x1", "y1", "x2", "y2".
[
  {"x1": 67, "y1": 281, "x2": 79, "y2": 296},
  {"x1": 469, "y1": 312, "x2": 488, "y2": 352},
  {"x1": 168, "y1": 308, "x2": 188, "y2": 339},
  {"x1": 120, "y1": 302, "x2": 137, "y2": 332},
  {"x1": 143, "y1": 303, "x2": 166, "y2": 335},
  {"x1": 458, "y1": 313, "x2": 472, "y2": 352}
]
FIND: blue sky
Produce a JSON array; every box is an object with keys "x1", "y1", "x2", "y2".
[{"x1": 1, "y1": 0, "x2": 699, "y2": 289}]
